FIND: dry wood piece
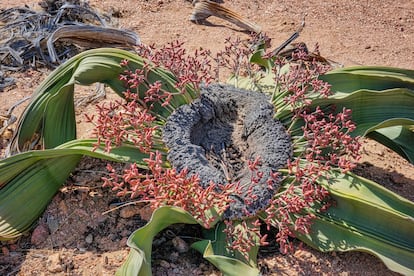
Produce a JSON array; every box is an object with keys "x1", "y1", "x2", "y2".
[
  {"x1": 190, "y1": 0, "x2": 261, "y2": 33},
  {"x1": 47, "y1": 25, "x2": 139, "y2": 63}
]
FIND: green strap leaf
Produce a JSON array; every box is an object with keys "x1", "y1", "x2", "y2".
[
  {"x1": 249, "y1": 48, "x2": 274, "y2": 72},
  {"x1": 199, "y1": 220, "x2": 259, "y2": 267},
  {"x1": 55, "y1": 139, "x2": 151, "y2": 166},
  {"x1": 332, "y1": 66, "x2": 414, "y2": 78},
  {"x1": 0, "y1": 139, "x2": 149, "y2": 240},
  {"x1": 43, "y1": 83, "x2": 77, "y2": 148},
  {"x1": 297, "y1": 172, "x2": 414, "y2": 275},
  {"x1": 118, "y1": 208, "x2": 260, "y2": 276},
  {"x1": 0, "y1": 155, "x2": 81, "y2": 240},
  {"x1": 320, "y1": 66, "x2": 414, "y2": 93},
  {"x1": 311, "y1": 88, "x2": 414, "y2": 136},
  {"x1": 116, "y1": 206, "x2": 198, "y2": 276},
  {"x1": 10, "y1": 48, "x2": 197, "y2": 153},
  {"x1": 367, "y1": 125, "x2": 414, "y2": 164},
  {"x1": 192, "y1": 240, "x2": 260, "y2": 276}
]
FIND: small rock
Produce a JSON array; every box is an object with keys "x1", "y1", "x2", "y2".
[
  {"x1": 77, "y1": 246, "x2": 87, "y2": 253},
  {"x1": 378, "y1": 150, "x2": 385, "y2": 156},
  {"x1": 66, "y1": 260, "x2": 75, "y2": 271},
  {"x1": 391, "y1": 172, "x2": 405, "y2": 185},
  {"x1": 168, "y1": 251, "x2": 179, "y2": 262},
  {"x1": 159, "y1": 260, "x2": 170, "y2": 268},
  {"x1": 31, "y1": 223, "x2": 50, "y2": 246},
  {"x1": 92, "y1": 211, "x2": 107, "y2": 223},
  {"x1": 138, "y1": 205, "x2": 153, "y2": 221},
  {"x1": 46, "y1": 215, "x2": 59, "y2": 233},
  {"x1": 8, "y1": 243, "x2": 18, "y2": 251},
  {"x1": 58, "y1": 200, "x2": 68, "y2": 214},
  {"x1": 172, "y1": 236, "x2": 189, "y2": 253},
  {"x1": 76, "y1": 241, "x2": 87, "y2": 252},
  {"x1": 294, "y1": 249, "x2": 312, "y2": 259},
  {"x1": 199, "y1": 263, "x2": 208, "y2": 271},
  {"x1": 85, "y1": 233, "x2": 94, "y2": 244},
  {"x1": 2, "y1": 128, "x2": 13, "y2": 140},
  {"x1": 2, "y1": 246, "x2": 10, "y2": 256},
  {"x1": 109, "y1": 233, "x2": 118, "y2": 241},
  {"x1": 119, "y1": 237, "x2": 128, "y2": 245},
  {"x1": 120, "y1": 229, "x2": 131, "y2": 237},
  {"x1": 47, "y1": 253, "x2": 63, "y2": 273},
  {"x1": 119, "y1": 205, "x2": 141, "y2": 219},
  {"x1": 153, "y1": 236, "x2": 166, "y2": 247}
]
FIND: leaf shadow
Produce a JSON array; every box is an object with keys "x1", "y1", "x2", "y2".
[
  {"x1": 352, "y1": 161, "x2": 414, "y2": 202},
  {"x1": 191, "y1": 19, "x2": 252, "y2": 34}
]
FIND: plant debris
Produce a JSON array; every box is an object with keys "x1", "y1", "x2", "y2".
[
  {"x1": 190, "y1": 0, "x2": 261, "y2": 33},
  {"x1": 0, "y1": 0, "x2": 140, "y2": 90}
]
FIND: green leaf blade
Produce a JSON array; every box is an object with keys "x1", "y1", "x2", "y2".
[
  {"x1": 367, "y1": 125, "x2": 414, "y2": 164},
  {"x1": 311, "y1": 88, "x2": 414, "y2": 136},
  {"x1": 320, "y1": 66, "x2": 414, "y2": 93},
  {"x1": 0, "y1": 155, "x2": 81, "y2": 240},
  {"x1": 192, "y1": 240, "x2": 260, "y2": 276},
  {"x1": 297, "y1": 172, "x2": 414, "y2": 275},
  {"x1": 116, "y1": 206, "x2": 198, "y2": 276}
]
